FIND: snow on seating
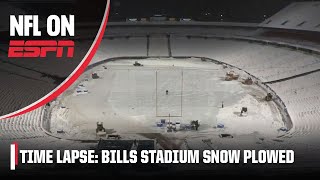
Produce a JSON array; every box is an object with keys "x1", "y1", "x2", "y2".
[
  {"x1": 269, "y1": 71, "x2": 320, "y2": 136},
  {"x1": 149, "y1": 36, "x2": 169, "y2": 56},
  {"x1": 91, "y1": 37, "x2": 148, "y2": 65},
  {"x1": 260, "y1": 2, "x2": 320, "y2": 32},
  {"x1": 0, "y1": 107, "x2": 46, "y2": 140},
  {"x1": 171, "y1": 36, "x2": 320, "y2": 82}
]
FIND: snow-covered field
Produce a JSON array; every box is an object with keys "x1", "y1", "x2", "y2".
[{"x1": 50, "y1": 58, "x2": 284, "y2": 141}]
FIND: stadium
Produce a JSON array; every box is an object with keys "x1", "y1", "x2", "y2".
[{"x1": 1, "y1": 0, "x2": 320, "y2": 175}]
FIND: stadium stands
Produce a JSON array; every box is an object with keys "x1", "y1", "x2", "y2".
[
  {"x1": 90, "y1": 37, "x2": 147, "y2": 65},
  {"x1": 0, "y1": 70, "x2": 56, "y2": 116},
  {"x1": 149, "y1": 36, "x2": 169, "y2": 56},
  {"x1": 0, "y1": 107, "x2": 46, "y2": 140},
  {"x1": 260, "y1": 2, "x2": 320, "y2": 32},
  {"x1": 2, "y1": 31, "x2": 320, "y2": 144},
  {"x1": 171, "y1": 36, "x2": 320, "y2": 82},
  {"x1": 269, "y1": 71, "x2": 320, "y2": 136},
  {"x1": 1, "y1": 3, "x2": 320, "y2": 160}
]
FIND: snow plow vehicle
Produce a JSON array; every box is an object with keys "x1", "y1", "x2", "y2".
[
  {"x1": 243, "y1": 77, "x2": 253, "y2": 85},
  {"x1": 225, "y1": 71, "x2": 239, "y2": 81},
  {"x1": 96, "y1": 122, "x2": 107, "y2": 137},
  {"x1": 133, "y1": 61, "x2": 143, "y2": 66},
  {"x1": 265, "y1": 93, "x2": 273, "y2": 101}
]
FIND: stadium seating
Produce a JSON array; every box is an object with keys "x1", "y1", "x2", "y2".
[
  {"x1": 260, "y1": 2, "x2": 320, "y2": 32},
  {"x1": 171, "y1": 36, "x2": 320, "y2": 82},
  {"x1": 3, "y1": 33, "x2": 320, "y2": 142},
  {"x1": 2, "y1": 2, "x2": 320, "y2": 149},
  {"x1": 90, "y1": 37, "x2": 148, "y2": 65},
  {"x1": 149, "y1": 36, "x2": 169, "y2": 56},
  {"x1": 269, "y1": 71, "x2": 320, "y2": 136},
  {"x1": 0, "y1": 70, "x2": 55, "y2": 116},
  {"x1": 0, "y1": 107, "x2": 46, "y2": 140}
]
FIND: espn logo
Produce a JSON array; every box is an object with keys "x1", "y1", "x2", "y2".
[{"x1": 8, "y1": 40, "x2": 74, "y2": 58}]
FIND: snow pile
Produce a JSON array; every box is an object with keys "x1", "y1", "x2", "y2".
[{"x1": 216, "y1": 94, "x2": 284, "y2": 136}]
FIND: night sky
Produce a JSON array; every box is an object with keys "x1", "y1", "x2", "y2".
[
  {"x1": 10, "y1": 0, "x2": 316, "y2": 23},
  {"x1": 109, "y1": 0, "x2": 314, "y2": 22}
]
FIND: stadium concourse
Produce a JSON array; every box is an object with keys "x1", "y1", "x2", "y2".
[{"x1": 1, "y1": 1, "x2": 320, "y2": 171}]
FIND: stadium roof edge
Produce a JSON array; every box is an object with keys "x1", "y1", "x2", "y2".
[{"x1": 260, "y1": 2, "x2": 320, "y2": 33}]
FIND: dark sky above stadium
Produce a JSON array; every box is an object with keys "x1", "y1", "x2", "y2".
[
  {"x1": 10, "y1": 0, "x2": 314, "y2": 23},
  {"x1": 110, "y1": 0, "x2": 313, "y2": 22}
]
